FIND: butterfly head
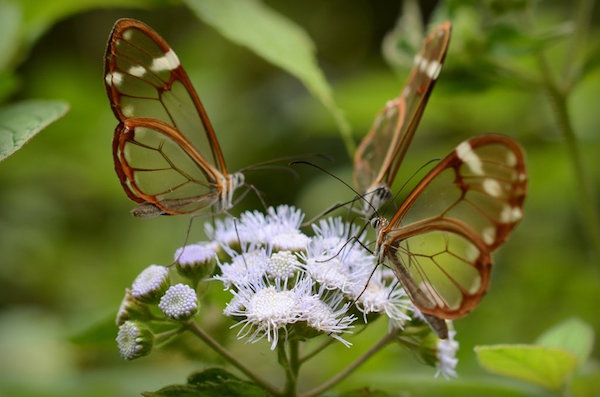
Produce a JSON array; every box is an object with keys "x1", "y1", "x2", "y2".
[{"x1": 362, "y1": 184, "x2": 392, "y2": 217}]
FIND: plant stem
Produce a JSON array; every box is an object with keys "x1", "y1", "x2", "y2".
[
  {"x1": 299, "y1": 332, "x2": 396, "y2": 397},
  {"x1": 563, "y1": 0, "x2": 594, "y2": 89},
  {"x1": 185, "y1": 322, "x2": 282, "y2": 396},
  {"x1": 536, "y1": 54, "x2": 600, "y2": 259},
  {"x1": 278, "y1": 341, "x2": 297, "y2": 396}
]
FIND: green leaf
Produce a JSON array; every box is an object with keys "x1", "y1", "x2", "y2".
[
  {"x1": 0, "y1": 99, "x2": 69, "y2": 161},
  {"x1": 535, "y1": 317, "x2": 595, "y2": 367},
  {"x1": 143, "y1": 368, "x2": 266, "y2": 397},
  {"x1": 475, "y1": 344, "x2": 577, "y2": 390},
  {"x1": 69, "y1": 313, "x2": 117, "y2": 346},
  {"x1": 184, "y1": 0, "x2": 353, "y2": 156}
]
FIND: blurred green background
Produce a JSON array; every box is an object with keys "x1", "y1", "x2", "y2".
[{"x1": 0, "y1": 0, "x2": 599, "y2": 396}]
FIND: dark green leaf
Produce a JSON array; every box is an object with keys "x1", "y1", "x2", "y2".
[
  {"x1": 0, "y1": 99, "x2": 69, "y2": 161},
  {"x1": 143, "y1": 368, "x2": 266, "y2": 397}
]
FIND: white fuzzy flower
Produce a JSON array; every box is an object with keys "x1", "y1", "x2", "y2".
[
  {"x1": 348, "y1": 271, "x2": 411, "y2": 324},
  {"x1": 266, "y1": 250, "x2": 303, "y2": 280},
  {"x1": 225, "y1": 277, "x2": 311, "y2": 350},
  {"x1": 300, "y1": 218, "x2": 374, "y2": 292},
  {"x1": 158, "y1": 283, "x2": 198, "y2": 320},
  {"x1": 205, "y1": 217, "x2": 239, "y2": 245},
  {"x1": 240, "y1": 205, "x2": 310, "y2": 250},
  {"x1": 298, "y1": 286, "x2": 356, "y2": 347},
  {"x1": 215, "y1": 247, "x2": 269, "y2": 289},
  {"x1": 311, "y1": 217, "x2": 363, "y2": 250},
  {"x1": 175, "y1": 242, "x2": 218, "y2": 266},
  {"x1": 436, "y1": 327, "x2": 459, "y2": 379},
  {"x1": 131, "y1": 265, "x2": 170, "y2": 303}
]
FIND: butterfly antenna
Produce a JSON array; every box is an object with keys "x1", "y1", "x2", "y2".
[
  {"x1": 291, "y1": 160, "x2": 380, "y2": 219},
  {"x1": 239, "y1": 153, "x2": 333, "y2": 173},
  {"x1": 170, "y1": 214, "x2": 200, "y2": 267}
]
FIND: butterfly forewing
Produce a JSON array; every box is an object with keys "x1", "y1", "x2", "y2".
[
  {"x1": 353, "y1": 21, "x2": 451, "y2": 212},
  {"x1": 379, "y1": 135, "x2": 527, "y2": 319},
  {"x1": 353, "y1": 98, "x2": 405, "y2": 194},
  {"x1": 105, "y1": 19, "x2": 240, "y2": 215}
]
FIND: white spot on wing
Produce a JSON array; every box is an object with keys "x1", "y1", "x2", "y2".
[
  {"x1": 456, "y1": 141, "x2": 483, "y2": 175},
  {"x1": 465, "y1": 244, "x2": 480, "y2": 262},
  {"x1": 123, "y1": 30, "x2": 133, "y2": 41},
  {"x1": 506, "y1": 151, "x2": 517, "y2": 167},
  {"x1": 500, "y1": 206, "x2": 523, "y2": 223},
  {"x1": 414, "y1": 54, "x2": 424, "y2": 67},
  {"x1": 150, "y1": 49, "x2": 180, "y2": 72},
  {"x1": 105, "y1": 74, "x2": 112, "y2": 86},
  {"x1": 128, "y1": 65, "x2": 146, "y2": 78},
  {"x1": 122, "y1": 104, "x2": 134, "y2": 117},
  {"x1": 111, "y1": 72, "x2": 124, "y2": 86},
  {"x1": 483, "y1": 178, "x2": 502, "y2": 197},
  {"x1": 511, "y1": 207, "x2": 523, "y2": 221},
  {"x1": 426, "y1": 60, "x2": 442, "y2": 79},
  {"x1": 482, "y1": 226, "x2": 496, "y2": 245}
]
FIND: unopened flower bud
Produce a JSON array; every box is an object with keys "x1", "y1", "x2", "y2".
[
  {"x1": 116, "y1": 321, "x2": 153, "y2": 360},
  {"x1": 131, "y1": 265, "x2": 170, "y2": 303},
  {"x1": 116, "y1": 288, "x2": 151, "y2": 326},
  {"x1": 174, "y1": 243, "x2": 217, "y2": 281},
  {"x1": 158, "y1": 283, "x2": 198, "y2": 321}
]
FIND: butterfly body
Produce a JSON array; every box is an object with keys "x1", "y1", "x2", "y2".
[{"x1": 105, "y1": 18, "x2": 244, "y2": 216}]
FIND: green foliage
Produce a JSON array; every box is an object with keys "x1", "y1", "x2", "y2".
[
  {"x1": 475, "y1": 345, "x2": 577, "y2": 390},
  {"x1": 0, "y1": 100, "x2": 69, "y2": 161},
  {"x1": 184, "y1": 0, "x2": 352, "y2": 155},
  {"x1": 535, "y1": 317, "x2": 595, "y2": 366},
  {"x1": 476, "y1": 318, "x2": 598, "y2": 393},
  {"x1": 1, "y1": 0, "x2": 600, "y2": 396},
  {"x1": 143, "y1": 368, "x2": 266, "y2": 397}
]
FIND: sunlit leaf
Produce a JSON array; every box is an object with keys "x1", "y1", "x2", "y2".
[
  {"x1": 143, "y1": 368, "x2": 265, "y2": 397},
  {"x1": 535, "y1": 317, "x2": 594, "y2": 367},
  {"x1": 475, "y1": 344, "x2": 577, "y2": 390},
  {"x1": 0, "y1": 99, "x2": 69, "y2": 161},
  {"x1": 184, "y1": 0, "x2": 353, "y2": 155}
]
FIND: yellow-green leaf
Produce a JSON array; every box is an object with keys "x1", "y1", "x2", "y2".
[
  {"x1": 536, "y1": 317, "x2": 595, "y2": 367},
  {"x1": 475, "y1": 344, "x2": 577, "y2": 390}
]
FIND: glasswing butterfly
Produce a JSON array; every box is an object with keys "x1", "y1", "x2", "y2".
[
  {"x1": 105, "y1": 18, "x2": 245, "y2": 217},
  {"x1": 354, "y1": 21, "x2": 451, "y2": 217},
  {"x1": 354, "y1": 22, "x2": 527, "y2": 337}
]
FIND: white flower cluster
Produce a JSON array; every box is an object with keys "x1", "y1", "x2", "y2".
[{"x1": 200, "y1": 205, "x2": 412, "y2": 350}]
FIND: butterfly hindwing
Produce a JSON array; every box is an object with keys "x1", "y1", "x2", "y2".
[{"x1": 379, "y1": 135, "x2": 527, "y2": 319}]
